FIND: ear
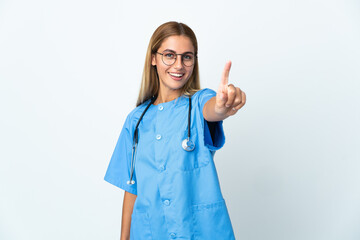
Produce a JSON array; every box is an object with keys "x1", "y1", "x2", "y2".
[{"x1": 151, "y1": 54, "x2": 156, "y2": 66}]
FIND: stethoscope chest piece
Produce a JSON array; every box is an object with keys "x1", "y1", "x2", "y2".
[
  {"x1": 127, "y1": 180, "x2": 135, "y2": 185},
  {"x1": 182, "y1": 138, "x2": 195, "y2": 152}
]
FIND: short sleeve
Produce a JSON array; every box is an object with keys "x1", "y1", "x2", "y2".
[
  {"x1": 104, "y1": 114, "x2": 137, "y2": 195},
  {"x1": 196, "y1": 88, "x2": 225, "y2": 151}
]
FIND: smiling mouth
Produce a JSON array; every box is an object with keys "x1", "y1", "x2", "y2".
[{"x1": 169, "y1": 72, "x2": 185, "y2": 77}]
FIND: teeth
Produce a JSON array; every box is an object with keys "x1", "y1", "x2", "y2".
[{"x1": 169, "y1": 73, "x2": 184, "y2": 77}]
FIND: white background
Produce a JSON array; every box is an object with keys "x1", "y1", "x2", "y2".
[{"x1": 1, "y1": 0, "x2": 359, "y2": 239}]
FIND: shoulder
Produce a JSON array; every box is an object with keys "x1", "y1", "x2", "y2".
[
  {"x1": 191, "y1": 88, "x2": 217, "y2": 107},
  {"x1": 124, "y1": 99, "x2": 153, "y2": 130},
  {"x1": 192, "y1": 88, "x2": 216, "y2": 99}
]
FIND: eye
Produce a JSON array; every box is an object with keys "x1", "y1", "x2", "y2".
[
  {"x1": 183, "y1": 54, "x2": 193, "y2": 60},
  {"x1": 164, "y1": 53, "x2": 175, "y2": 59}
]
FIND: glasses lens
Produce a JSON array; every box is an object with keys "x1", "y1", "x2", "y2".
[
  {"x1": 182, "y1": 53, "x2": 195, "y2": 67},
  {"x1": 162, "y1": 51, "x2": 176, "y2": 66}
]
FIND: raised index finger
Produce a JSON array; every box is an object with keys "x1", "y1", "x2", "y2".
[{"x1": 221, "y1": 60, "x2": 232, "y2": 87}]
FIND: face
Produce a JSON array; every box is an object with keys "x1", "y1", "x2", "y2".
[{"x1": 152, "y1": 35, "x2": 195, "y2": 95}]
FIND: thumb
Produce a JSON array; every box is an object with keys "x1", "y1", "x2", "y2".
[{"x1": 216, "y1": 85, "x2": 228, "y2": 107}]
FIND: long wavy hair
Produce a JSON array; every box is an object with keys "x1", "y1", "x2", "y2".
[{"x1": 136, "y1": 21, "x2": 200, "y2": 107}]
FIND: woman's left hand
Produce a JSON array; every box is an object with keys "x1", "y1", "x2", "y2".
[{"x1": 215, "y1": 60, "x2": 246, "y2": 117}]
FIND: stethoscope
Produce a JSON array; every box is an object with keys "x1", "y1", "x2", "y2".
[{"x1": 127, "y1": 95, "x2": 194, "y2": 185}]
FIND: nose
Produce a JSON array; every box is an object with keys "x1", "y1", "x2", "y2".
[{"x1": 173, "y1": 55, "x2": 184, "y2": 69}]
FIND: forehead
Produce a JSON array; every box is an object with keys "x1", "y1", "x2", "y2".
[{"x1": 158, "y1": 35, "x2": 194, "y2": 53}]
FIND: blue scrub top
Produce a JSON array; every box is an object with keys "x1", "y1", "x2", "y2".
[{"x1": 104, "y1": 88, "x2": 235, "y2": 240}]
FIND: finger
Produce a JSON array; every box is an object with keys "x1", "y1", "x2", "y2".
[
  {"x1": 231, "y1": 87, "x2": 243, "y2": 107},
  {"x1": 216, "y1": 89, "x2": 228, "y2": 107},
  {"x1": 229, "y1": 105, "x2": 240, "y2": 116},
  {"x1": 233, "y1": 90, "x2": 246, "y2": 110},
  {"x1": 217, "y1": 60, "x2": 232, "y2": 103},
  {"x1": 241, "y1": 90, "x2": 246, "y2": 106},
  {"x1": 225, "y1": 84, "x2": 236, "y2": 107},
  {"x1": 220, "y1": 60, "x2": 232, "y2": 87}
]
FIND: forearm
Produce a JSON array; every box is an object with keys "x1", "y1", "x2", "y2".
[
  {"x1": 203, "y1": 97, "x2": 229, "y2": 122},
  {"x1": 120, "y1": 191, "x2": 137, "y2": 240}
]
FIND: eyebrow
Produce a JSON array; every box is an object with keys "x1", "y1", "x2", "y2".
[{"x1": 162, "y1": 49, "x2": 194, "y2": 55}]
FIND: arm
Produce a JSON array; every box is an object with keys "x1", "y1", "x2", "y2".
[
  {"x1": 203, "y1": 96, "x2": 228, "y2": 122},
  {"x1": 120, "y1": 191, "x2": 137, "y2": 240},
  {"x1": 203, "y1": 61, "x2": 246, "y2": 122}
]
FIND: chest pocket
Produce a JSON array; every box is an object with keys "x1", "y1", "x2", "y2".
[{"x1": 170, "y1": 127, "x2": 211, "y2": 171}]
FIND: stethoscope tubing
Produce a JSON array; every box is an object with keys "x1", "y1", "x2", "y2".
[{"x1": 127, "y1": 95, "x2": 193, "y2": 185}]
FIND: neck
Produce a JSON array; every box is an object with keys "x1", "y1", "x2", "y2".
[{"x1": 154, "y1": 87, "x2": 182, "y2": 105}]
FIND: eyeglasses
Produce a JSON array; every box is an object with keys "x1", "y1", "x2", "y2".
[{"x1": 156, "y1": 50, "x2": 196, "y2": 67}]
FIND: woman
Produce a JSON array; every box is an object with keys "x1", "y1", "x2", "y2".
[{"x1": 104, "y1": 21, "x2": 246, "y2": 240}]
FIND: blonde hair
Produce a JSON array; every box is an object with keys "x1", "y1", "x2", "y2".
[{"x1": 136, "y1": 21, "x2": 200, "y2": 107}]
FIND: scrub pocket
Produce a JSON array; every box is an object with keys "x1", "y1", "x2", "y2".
[
  {"x1": 130, "y1": 211, "x2": 153, "y2": 240},
  {"x1": 192, "y1": 199, "x2": 235, "y2": 240},
  {"x1": 175, "y1": 129, "x2": 210, "y2": 171}
]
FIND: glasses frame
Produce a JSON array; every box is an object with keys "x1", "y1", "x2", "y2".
[{"x1": 156, "y1": 51, "x2": 197, "y2": 67}]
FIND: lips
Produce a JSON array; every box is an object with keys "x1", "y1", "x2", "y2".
[
  {"x1": 169, "y1": 72, "x2": 184, "y2": 77},
  {"x1": 168, "y1": 72, "x2": 185, "y2": 81}
]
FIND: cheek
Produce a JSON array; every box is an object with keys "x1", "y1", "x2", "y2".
[
  {"x1": 187, "y1": 68, "x2": 194, "y2": 79},
  {"x1": 159, "y1": 64, "x2": 170, "y2": 73},
  {"x1": 156, "y1": 67, "x2": 166, "y2": 78}
]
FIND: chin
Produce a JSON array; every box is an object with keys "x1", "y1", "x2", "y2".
[
  {"x1": 163, "y1": 81, "x2": 186, "y2": 90},
  {"x1": 171, "y1": 81, "x2": 188, "y2": 90}
]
